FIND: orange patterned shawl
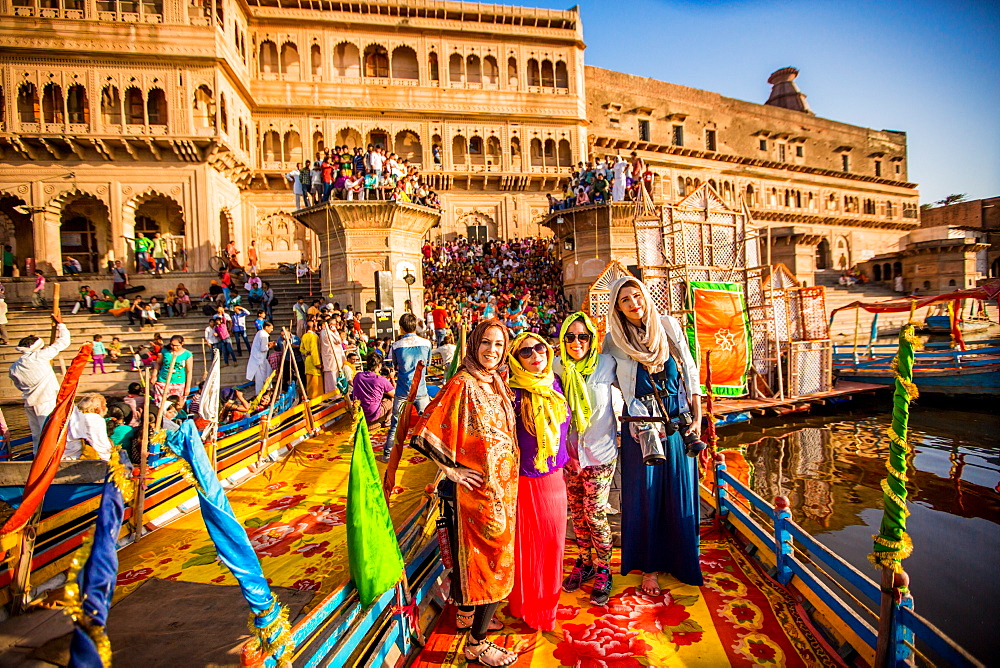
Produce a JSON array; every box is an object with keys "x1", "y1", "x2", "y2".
[{"x1": 411, "y1": 369, "x2": 518, "y2": 606}]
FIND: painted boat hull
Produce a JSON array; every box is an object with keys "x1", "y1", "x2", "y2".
[{"x1": 836, "y1": 365, "x2": 1000, "y2": 395}]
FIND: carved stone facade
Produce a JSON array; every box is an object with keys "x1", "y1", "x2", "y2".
[{"x1": 0, "y1": 0, "x2": 916, "y2": 286}]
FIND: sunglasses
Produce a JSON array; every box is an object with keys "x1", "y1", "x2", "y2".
[
  {"x1": 515, "y1": 342, "x2": 548, "y2": 359},
  {"x1": 563, "y1": 333, "x2": 592, "y2": 343}
]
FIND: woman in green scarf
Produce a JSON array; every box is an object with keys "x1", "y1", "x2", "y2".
[{"x1": 553, "y1": 312, "x2": 620, "y2": 605}]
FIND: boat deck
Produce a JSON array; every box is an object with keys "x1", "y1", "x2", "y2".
[
  {"x1": 96, "y1": 418, "x2": 841, "y2": 666},
  {"x1": 712, "y1": 380, "x2": 884, "y2": 418}
]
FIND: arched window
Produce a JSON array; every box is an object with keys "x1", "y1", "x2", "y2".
[
  {"x1": 66, "y1": 84, "x2": 88, "y2": 124},
  {"x1": 540, "y1": 59, "x2": 554, "y2": 87},
  {"x1": 452, "y1": 134, "x2": 467, "y2": 165},
  {"x1": 100, "y1": 85, "x2": 120, "y2": 125},
  {"x1": 768, "y1": 188, "x2": 777, "y2": 206},
  {"x1": 815, "y1": 238, "x2": 830, "y2": 270},
  {"x1": 313, "y1": 130, "x2": 324, "y2": 156},
  {"x1": 469, "y1": 136, "x2": 484, "y2": 165},
  {"x1": 486, "y1": 136, "x2": 501, "y2": 165},
  {"x1": 886, "y1": 200, "x2": 894, "y2": 218},
  {"x1": 363, "y1": 44, "x2": 389, "y2": 78},
  {"x1": 529, "y1": 137, "x2": 543, "y2": 166},
  {"x1": 262, "y1": 129, "x2": 280, "y2": 162},
  {"x1": 333, "y1": 42, "x2": 361, "y2": 77},
  {"x1": 259, "y1": 40, "x2": 278, "y2": 74},
  {"x1": 125, "y1": 87, "x2": 144, "y2": 124},
  {"x1": 283, "y1": 130, "x2": 301, "y2": 162},
  {"x1": 745, "y1": 184, "x2": 755, "y2": 207},
  {"x1": 527, "y1": 59, "x2": 540, "y2": 86},
  {"x1": 507, "y1": 56, "x2": 518, "y2": 87},
  {"x1": 873, "y1": 264, "x2": 882, "y2": 281},
  {"x1": 311, "y1": 43, "x2": 322, "y2": 77},
  {"x1": 219, "y1": 93, "x2": 228, "y2": 133},
  {"x1": 394, "y1": 130, "x2": 422, "y2": 162},
  {"x1": 428, "y1": 52, "x2": 439, "y2": 81},
  {"x1": 193, "y1": 85, "x2": 215, "y2": 129},
  {"x1": 238, "y1": 118, "x2": 244, "y2": 150},
  {"x1": 391, "y1": 46, "x2": 419, "y2": 80},
  {"x1": 784, "y1": 189, "x2": 791, "y2": 207},
  {"x1": 557, "y1": 139, "x2": 572, "y2": 167},
  {"x1": 483, "y1": 55, "x2": 499, "y2": 84},
  {"x1": 510, "y1": 136, "x2": 521, "y2": 166},
  {"x1": 795, "y1": 191, "x2": 802, "y2": 208},
  {"x1": 147, "y1": 88, "x2": 167, "y2": 126},
  {"x1": 17, "y1": 82, "x2": 38, "y2": 123},
  {"x1": 339, "y1": 127, "x2": 364, "y2": 148},
  {"x1": 708, "y1": 179, "x2": 718, "y2": 193},
  {"x1": 555, "y1": 60, "x2": 569, "y2": 88},
  {"x1": 466, "y1": 55, "x2": 481, "y2": 84},
  {"x1": 677, "y1": 177, "x2": 686, "y2": 198},
  {"x1": 280, "y1": 42, "x2": 300, "y2": 76},
  {"x1": 808, "y1": 192, "x2": 815, "y2": 210},
  {"x1": 449, "y1": 53, "x2": 464, "y2": 83},
  {"x1": 882, "y1": 263, "x2": 892, "y2": 280},
  {"x1": 42, "y1": 83, "x2": 64, "y2": 124}
]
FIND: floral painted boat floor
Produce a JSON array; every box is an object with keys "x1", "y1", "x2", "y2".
[
  {"x1": 414, "y1": 528, "x2": 840, "y2": 667},
  {"x1": 112, "y1": 415, "x2": 436, "y2": 611}
]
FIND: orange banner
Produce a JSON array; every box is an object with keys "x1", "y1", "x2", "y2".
[{"x1": 690, "y1": 283, "x2": 749, "y2": 396}]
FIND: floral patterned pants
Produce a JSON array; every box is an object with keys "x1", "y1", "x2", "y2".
[{"x1": 564, "y1": 460, "x2": 616, "y2": 568}]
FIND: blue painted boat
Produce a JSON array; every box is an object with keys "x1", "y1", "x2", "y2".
[{"x1": 834, "y1": 345, "x2": 1000, "y2": 395}]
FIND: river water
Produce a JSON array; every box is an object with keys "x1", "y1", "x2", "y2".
[{"x1": 716, "y1": 397, "x2": 1000, "y2": 662}]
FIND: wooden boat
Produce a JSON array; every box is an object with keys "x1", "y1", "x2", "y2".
[
  {"x1": 0, "y1": 382, "x2": 349, "y2": 609},
  {"x1": 833, "y1": 344, "x2": 1000, "y2": 395},
  {"x1": 922, "y1": 313, "x2": 993, "y2": 334}
]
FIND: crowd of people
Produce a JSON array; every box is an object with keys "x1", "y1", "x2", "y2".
[
  {"x1": 285, "y1": 144, "x2": 442, "y2": 210},
  {"x1": 547, "y1": 152, "x2": 654, "y2": 212},
  {"x1": 421, "y1": 236, "x2": 571, "y2": 341}
]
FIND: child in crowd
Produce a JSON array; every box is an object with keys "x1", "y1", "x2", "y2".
[
  {"x1": 131, "y1": 345, "x2": 154, "y2": 371},
  {"x1": 255, "y1": 310, "x2": 267, "y2": 331},
  {"x1": 231, "y1": 304, "x2": 251, "y2": 356},
  {"x1": 108, "y1": 336, "x2": 122, "y2": 362},
  {"x1": 92, "y1": 334, "x2": 107, "y2": 374}
]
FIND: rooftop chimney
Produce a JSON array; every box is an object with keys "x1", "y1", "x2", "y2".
[{"x1": 765, "y1": 67, "x2": 813, "y2": 114}]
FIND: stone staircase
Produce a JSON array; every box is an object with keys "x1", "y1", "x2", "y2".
[{"x1": 0, "y1": 270, "x2": 323, "y2": 404}]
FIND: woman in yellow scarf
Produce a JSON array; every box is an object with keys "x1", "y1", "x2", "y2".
[
  {"x1": 506, "y1": 331, "x2": 570, "y2": 631},
  {"x1": 552, "y1": 312, "x2": 620, "y2": 605}
]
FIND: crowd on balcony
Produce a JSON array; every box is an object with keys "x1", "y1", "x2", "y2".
[
  {"x1": 286, "y1": 145, "x2": 441, "y2": 210},
  {"x1": 421, "y1": 236, "x2": 570, "y2": 340},
  {"x1": 548, "y1": 152, "x2": 654, "y2": 212}
]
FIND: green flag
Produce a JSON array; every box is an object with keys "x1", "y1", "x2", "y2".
[
  {"x1": 347, "y1": 410, "x2": 404, "y2": 606},
  {"x1": 445, "y1": 325, "x2": 465, "y2": 382}
]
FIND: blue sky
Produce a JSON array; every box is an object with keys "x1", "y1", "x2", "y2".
[{"x1": 529, "y1": 0, "x2": 999, "y2": 203}]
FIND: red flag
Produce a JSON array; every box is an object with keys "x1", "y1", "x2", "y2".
[{"x1": 1, "y1": 342, "x2": 93, "y2": 539}]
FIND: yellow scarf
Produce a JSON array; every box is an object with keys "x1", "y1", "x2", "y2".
[{"x1": 507, "y1": 333, "x2": 568, "y2": 474}]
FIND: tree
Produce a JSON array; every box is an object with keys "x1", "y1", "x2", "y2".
[{"x1": 934, "y1": 193, "x2": 967, "y2": 207}]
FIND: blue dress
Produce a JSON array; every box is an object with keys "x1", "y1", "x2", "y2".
[{"x1": 619, "y1": 357, "x2": 703, "y2": 586}]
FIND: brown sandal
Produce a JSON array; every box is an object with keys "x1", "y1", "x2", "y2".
[
  {"x1": 455, "y1": 610, "x2": 504, "y2": 631},
  {"x1": 464, "y1": 639, "x2": 517, "y2": 666}
]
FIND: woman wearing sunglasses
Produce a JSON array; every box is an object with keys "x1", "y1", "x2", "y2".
[
  {"x1": 604, "y1": 276, "x2": 704, "y2": 594},
  {"x1": 409, "y1": 320, "x2": 519, "y2": 666},
  {"x1": 553, "y1": 312, "x2": 620, "y2": 605},
  {"x1": 506, "y1": 331, "x2": 570, "y2": 631}
]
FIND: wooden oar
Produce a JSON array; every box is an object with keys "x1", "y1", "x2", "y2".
[{"x1": 283, "y1": 328, "x2": 316, "y2": 435}]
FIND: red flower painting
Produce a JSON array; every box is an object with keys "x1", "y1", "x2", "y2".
[
  {"x1": 246, "y1": 519, "x2": 309, "y2": 558},
  {"x1": 589, "y1": 587, "x2": 690, "y2": 634},
  {"x1": 295, "y1": 540, "x2": 330, "y2": 558},
  {"x1": 552, "y1": 618, "x2": 652, "y2": 668},
  {"x1": 291, "y1": 578, "x2": 322, "y2": 591},
  {"x1": 262, "y1": 494, "x2": 307, "y2": 512},
  {"x1": 116, "y1": 568, "x2": 153, "y2": 586}
]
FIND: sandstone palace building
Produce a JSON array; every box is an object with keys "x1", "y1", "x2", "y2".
[{"x1": 0, "y1": 0, "x2": 920, "y2": 289}]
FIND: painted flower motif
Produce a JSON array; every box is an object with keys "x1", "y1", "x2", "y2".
[
  {"x1": 306, "y1": 453, "x2": 323, "y2": 460},
  {"x1": 265, "y1": 481, "x2": 288, "y2": 491},
  {"x1": 552, "y1": 618, "x2": 652, "y2": 668},
  {"x1": 211, "y1": 575, "x2": 227, "y2": 583},
  {"x1": 291, "y1": 578, "x2": 321, "y2": 591},
  {"x1": 588, "y1": 587, "x2": 690, "y2": 634},
  {"x1": 246, "y1": 520, "x2": 307, "y2": 558},
  {"x1": 390, "y1": 486, "x2": 405, "y2": 497},
  {"x1": 295, "y1": 540, "x2": 330, "y2": 558},
  {"x1": 556, "y1": 604, "x2": 581, "y2": 620},
  {"x1": 116, "y1": 568, "x2": 153, "y2": 586},
  {"x1": 163, "y1": 572, "x2": 181, "y2": 581},
  {"x1": 293, "y1": 482, "x2": 309, "y2": 491},
  {"x1": 706, "y1": 572, "x2": 747, "y2": 597},
  {"x1": 262, "y1": 494, "x2": 307, "y2": 512},
  {"x1": 671, "y1": 631, "x2": 702, "y2": 647},
  {"x1": 721, "y1": 600, "x2": 763, "y2": 630},
  {"x1": 407, "y1": 455, "x2": 428, "y2": 465},
  {"x1": 304, "y1": 503, "x2": 347, "y2": 531},
  {"x1": 733, "y1": 632, "x2": 784, "y2": 665}
]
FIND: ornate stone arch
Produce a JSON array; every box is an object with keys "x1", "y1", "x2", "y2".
[
  {"x1": 43, "y1": 187, "x2": 112, "y2": 274},
  {"x1": 122, "y1": 187, "x2": 185, "y2": 236},
  {"x1": 457, "y1": 210, "x2": 496, "y2": 241}
]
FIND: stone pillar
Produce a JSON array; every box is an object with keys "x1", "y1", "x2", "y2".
[{"x1": 293, "y1": 201, "x2": 441, "y2": 328}]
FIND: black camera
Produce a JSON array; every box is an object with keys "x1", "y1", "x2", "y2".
[{"x1": 674, "y1": 412, "x2": 707, "y2": 458}]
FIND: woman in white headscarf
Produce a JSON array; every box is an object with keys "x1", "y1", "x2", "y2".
[
  {"x1": 611, "y1": 155, "x2": 629, "y2": 201},
  {"x1": 603, "y1": 276, "x2": 704, "y2": 593}
]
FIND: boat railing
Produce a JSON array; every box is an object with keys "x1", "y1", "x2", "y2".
[{"x1": 706, "y1": 453, "x2": 984, "y2": 667}]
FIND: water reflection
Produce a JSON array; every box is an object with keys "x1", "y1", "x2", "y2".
[{"x1": 716, "y1": 404, "x2": 1000, "y2": 660}]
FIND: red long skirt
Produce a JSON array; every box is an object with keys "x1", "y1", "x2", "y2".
[{"x1": 508, "y1": 470, "x2": 568, "y2": 631}]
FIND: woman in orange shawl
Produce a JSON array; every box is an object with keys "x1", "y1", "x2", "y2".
[{"x1": 410, "y1": 319, "x2": 519, "y2": 666}]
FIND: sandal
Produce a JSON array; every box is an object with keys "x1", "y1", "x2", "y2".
[
  {"x1": 464, "y1": 638, "x2": 517, "y2": 666},
  {"x1": 640, "y1": 572, "x2": 661, "y2": 596},
  {"x1": 455, "y1": 610, "x2": 504, "y2": 631}
]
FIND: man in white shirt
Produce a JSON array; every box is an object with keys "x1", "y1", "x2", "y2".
[
  {"x1": 247, "y1": 321, "x2": 275, "y2": 396},
  {"x1": 286, "y1": 162, "x2": 307, "y2": 210},
  {"x1": 8, "y1": 314, "x2": 71, "y2": 452}
]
